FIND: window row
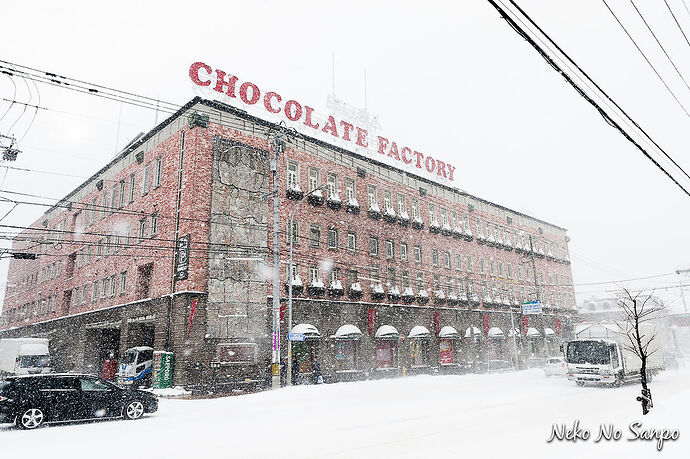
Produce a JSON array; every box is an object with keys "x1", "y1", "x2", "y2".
[{"x1": 71, "y1": 271, "x2": 127, "y2": 307}]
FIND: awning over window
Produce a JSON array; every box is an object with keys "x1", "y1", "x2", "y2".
[
  {"x1": 526, "y1": 327, "x2": 541, "y2": 337},
  {"x1": 488, "y1": 327, "x2": 504, "y2": 338},
  {"x1": 291, "y1": 323, "x2": 321, "y2": 339},
  {"x1": 464, "y1": 326, "x2": 482, "y2": 338},
  {"x1": 408, "y1": 325, "x2": 431, "y2": 339},
  {"x1": 375, "y1": 325, "x2": 399, "y2": 340},
  {"x1": 544, "y1": 327, "x2": 556, "y2": 336},
  {"x1": 438, "y1": 326, "x2": 460, "y2": 339},
  {"x1": 334, "y1": 324, "x2": 363, "y2": 340}
]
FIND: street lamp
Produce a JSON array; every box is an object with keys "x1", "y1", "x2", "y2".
[{"x1": 287, "y1": 183, "x2": 328, "y2": 386}]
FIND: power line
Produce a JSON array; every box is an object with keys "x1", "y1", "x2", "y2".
[
  {"x1": 629, "y1": 0, "x2": 690, "y2": 92},
  {"x1": 663, "y1": 0, "x2": 690, "y2": 50},
  {"x1": 488, "y1": 0, "x2": 690, "y2": 197},
  {"x1": 506, "y1": 0, "x2": 690, "y2": 186},
  {"x1": 602, "y1": 0, "x2": 690, "y2": 119}
]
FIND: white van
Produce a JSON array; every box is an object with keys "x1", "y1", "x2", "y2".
[{"x1": 0, "y1": 338, "x2": 51, "y2": 376}]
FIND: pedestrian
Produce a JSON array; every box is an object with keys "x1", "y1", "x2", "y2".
[
  {"x1": 312, "y1": 358, "x2": 322, "y2": 384},
  {"x1": 291, "y1": 356, "x2": 300, "y2": 385},
  {"x1": 263, "y1": 358, "x2": 272, "y2": 389}
]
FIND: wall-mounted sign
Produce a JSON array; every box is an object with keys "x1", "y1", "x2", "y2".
[
  {"x1": 189, "y1": 61, "x2": 457, "y2": 182},
  {"x1": 174, "y1": 234, "x2": 190, "y2": 281}
]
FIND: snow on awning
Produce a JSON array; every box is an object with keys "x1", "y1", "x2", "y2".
[
  {"x1": 291, "y1": 323, "x2": 321, "y2": 339},
  {"x1": 544, "y1": 327, "x2": 556, "y2": 336},
  {"x1": 507, "y1": 328, "x2": 522, "y2": 338},
  {"x1": 439, "y1": 326, "x2": 460, "y2": 339},
  {"x1": 464, "y1": 326, "x2": 482, "y2": 338},
  {"x1": 408, "y1": 325, "x2": 431, "y2": 339},
  {"x1": 375, "y1": 325, "x2": 399, "y2": 340},
  {"x1": 488, "y1": 327, "x2": 504, "y2": 338},
  {"x1": 335, "y1": 324, "x2": 363, "y2": 340},
  {"x1": 526, "y1": 327, "x2": 541, "y2": 337}
]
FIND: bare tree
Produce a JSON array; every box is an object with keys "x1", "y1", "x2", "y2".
[{"x1": 616, "y1": 288, "x2": 665, "y2": 415}]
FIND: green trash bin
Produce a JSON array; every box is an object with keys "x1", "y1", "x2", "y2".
[{"x1": 152, "y1": 351, "x2": 174, "y2": 389}]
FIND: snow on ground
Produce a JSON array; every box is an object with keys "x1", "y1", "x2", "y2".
[{"x1": 2, "y1": 367, "x2": 689, "y2": 458}]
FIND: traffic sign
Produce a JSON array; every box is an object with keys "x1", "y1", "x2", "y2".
[
  {"x1": 522, "y1": 301, "x2": 543, "y2": 315},
  {"x1": 288, "y1": 332, "x2": 306, "y2": 341}
]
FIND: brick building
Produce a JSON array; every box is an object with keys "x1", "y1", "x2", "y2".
[{"x1": 0, "y1": 97, "x2": 577, "y2": 387}]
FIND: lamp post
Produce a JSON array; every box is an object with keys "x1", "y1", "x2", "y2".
[{"x1": 287, "y1": 184, "x2": 327, "y2": 386}]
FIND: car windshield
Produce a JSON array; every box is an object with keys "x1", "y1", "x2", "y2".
[
  {"x1": 566, "y1": 341, "x2": 610, "y2": 365},
  {"x1": 19, "y1": 355, "x2": 50, "y2": 368},
  {"x1": 122, "y1": 351, "x2": 138, "y2": 364}
]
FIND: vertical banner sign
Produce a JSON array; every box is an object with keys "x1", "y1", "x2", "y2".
[
  {"x1": 439, "y1": 339, "x2": 453, "y2": 365},
  {"x1": 280, "y1": 303, "x2": 286, "y2": 322},
  {"x1": 433, "y1": 312, "x2": 441, "y2": 336},
  {"x1": 186, "y1": 298, "x2": 199, "y2": 338},
  {"x1": 482, "y1": 314, "x2": 490, "y2": 336},
  {"x1": 367, "y1": 308, "x2": 376, "y2": 336},
  {"x1": 554, "y1": 318, "x2": 562, "y2": 336},
  {"x1": 522, "y1": 317, "x2": 530, "y2": 337},
  {"x1": 174, "y1": 235, "x2": 191, "y2": 281}
]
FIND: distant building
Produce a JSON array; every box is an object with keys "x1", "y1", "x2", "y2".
[{"x1": 0, "y1": 97, "x2": 577, "y2": 386}]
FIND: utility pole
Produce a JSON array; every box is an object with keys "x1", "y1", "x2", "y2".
[
  {"x1": 270, "y1": 133, "x2": 285, "y2": 389},
  {"x1": 676, "y1": 269, "x2": 690, "y2": 313}
]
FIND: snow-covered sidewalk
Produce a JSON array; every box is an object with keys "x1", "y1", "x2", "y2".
[{"x1": 2, "y1": 367, "x2": 688, "y2": 458}]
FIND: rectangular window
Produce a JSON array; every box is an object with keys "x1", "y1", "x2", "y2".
[
  {"x1": 128, "y1": 173, "x2": 136, "y2": 203},
  {"x1": 479, "y1": 258, "x2": 485, "y2": 274},
  {"x1": 101, "y1": 195, "x2": 108, "y2": 220},
  {"x1": 101, "y1": 278, "x2": 108, "y2": 299},
  {"x1": 451, "y1": 212, "x2": 458, "y2": 228},
  {"x1": 369, "y1": 236, "x2": 379, "y2": 256},
  {"x1": 327, "y1": 173, "x2": 337, "y2": 198},
  {"x1": 90, "y1": 198, "x2": 98, "y2": 226},
  {"x1": 81, "y1": 284, "x2": 88, "y2": 305},
  {"x1": 154, "y1": 156, "x2": 163, "y2": 188},
  {"x1": 347, "y1": 232, "x2": 356, "y2": 251},
  {"x1": 416, "y1": 272, "x2": 424, "y2": 290},
  {"x1": 109, "y1": 274, "x2": 117, "y2": 297},
  {"x1": 400, "y1": 242, "x2": 408, "y2": 261},
  {"x1": 309, "y1": 266, "x2": 319, "y2": 284},
  {"x1": 120, "y1": 271, "x2": 127, "y2": 294},
  {"x1": 118, "y1": 180, "x2": 126, "y2": 208},
  {"x1": 443, "y1": 251, "x2": 451, "y2": 269},
  {"x1": 151, "y1": 213, "x2": 158, "y2": 237},
  {"x1": 397, "y1": 195, "x2": 407, "y2": 215},
  {"x1": 428, "y1": 203, "x2": 437, "y2": 224},
  {"x1": 385, "y1": 240, "x2": 394, "y2": 258},
  {"x1": 287, "y1": 160, "x2": 299, "y2": 189},
  {"x1": 507, "y1": 264, "x2": 512, "y2": 279},
  {"x1": 345, "y1": 178, "x2": 355, "y2": 202},
  {"x1": 498, "y1": 262, "x2": 503, "y2": 277},
  {"x1": 402, "y1": 270, "x2": 410, "y2": 289},
  {"x1": 110, "y1": 187, "x2": 117, "y2": 214},
  {"x1": 308, "y1": 167, "x2": 319, "y2": 192},
  {"x1": 455, "y1": 254, "x2": 462, "y2": 271},
  {"x1": 138, "y1": 219, "x2": 146, "y2": 242},
  {"x1": 466, "y1": 255, "x2": 473, "y2": 272},
  {"x1": 309, "y1": 225, "x2": 320, "y2": 247},
  {"x1": 367, "y1": 185, "x2": 378, "y2": 209},
  {"x1": 327, "y1": 228, "x2": 338, "y2": 249},
  {"x1": 440, "y1": 208, "x2": 448, "y2": 226},
  {"x1": 433, "y1": 274, "x2": 441, "y2": 290},
  {"x1": 104, "y1": 235, "x2": 111, "y2": 256},
  {"x1": 411, "y1": 198, "x2": 420, "y2": 220},
  {"x1": 143, "y1": 163, "x2": 151, "y2": 195},
  {"x1": 383, "y1": 190, "x2": 392, "y2": 212},
  {"x1": 92, "y1": 280, "x2": 99, "y2": 302},
  {"x1": 432, "y1": 248, "x2": 439, "y2": 267},
  {"x1": 414, "y1": 245, "x2": 422, "y2": 263}
]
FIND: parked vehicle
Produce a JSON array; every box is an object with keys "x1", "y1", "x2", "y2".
[
  {"x1": 0, "y1": 338, "x2": 51, "y2": 377},
  {"x1": 565, "y1": 323, "x2": 663, "y2": 386},
  {"x1": 543, "y1": 356, "x2": 567, "y2": 377},
  {"x1": 117, "y1": 346, "x2": 154, "y2": 387},
  {"x1": 0, "y1": 374, "x2": 158, "y2": 429}
]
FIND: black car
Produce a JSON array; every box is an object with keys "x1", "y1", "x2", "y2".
[{"x1": 0, "y1": 374, "x2": 158, "y2": 429}]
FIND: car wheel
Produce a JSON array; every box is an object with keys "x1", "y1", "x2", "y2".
[
  {"x1": 576, "y1": 381, "x2": 585, "y2": 387},
  {"x1": 124, "y1": 401, "x2": 145, "y2": 420},
  {"x1": 18, "y1": 407, "x2": 45, "y2": 430}
]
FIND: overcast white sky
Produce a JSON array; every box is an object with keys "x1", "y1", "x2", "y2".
[{"x1": 1, "y1": 0, "x2": 689, "y2": 311}]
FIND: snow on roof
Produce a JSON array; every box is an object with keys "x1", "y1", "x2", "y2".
[
  {"x1": 408, "y1": 325, "x2": 431, "y2": 339},
  {"x1": 375, "y1": 325, "x2": 399, "y2": 339},
  {"x1": 488, "y1": 327, "x2": 504, "y2": 338},
  {"x1": 439, "y1": 326, "x2": 460, "y2": 339},
  {"x1": 291, "y1": 323, "x2": 321, "y2": 338},
  {"x1": 335, "y1": 324, "x2": 363, "y2": 339}
]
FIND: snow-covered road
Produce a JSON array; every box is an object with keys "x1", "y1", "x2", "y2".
[{"x1": 2, "y1": 367, "x2": 688, "y2": 458}]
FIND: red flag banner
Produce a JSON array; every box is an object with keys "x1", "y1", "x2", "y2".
[
  {"x1": 367, "y1": 308, "x2": 376, "y2": 336},
  {"x1": 554, "y1": 318, "x2": 562, "y2": 336},
  {"x1": 482, "y1": 314, "x2": 490, "y2": 336},
  {"x1": 186, "y1": 298, "x2": 199, "y2": 338},
  {"x1": 522, "y1": 316, "x2": 529, "y2": 336},
  {"x1": 433, "y1": 312, "x2": 441, "y2": 335}
]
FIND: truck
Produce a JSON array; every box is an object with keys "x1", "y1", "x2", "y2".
[
  {"x1": 0, "y1": 338, "x2": 52, "y2": 377},
  {"x1": 565, "y1": 323, "x2": 664, "y2": 386},
  {"x1": 117, "y1": 346, "x2": 154, "y2": 387}
]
